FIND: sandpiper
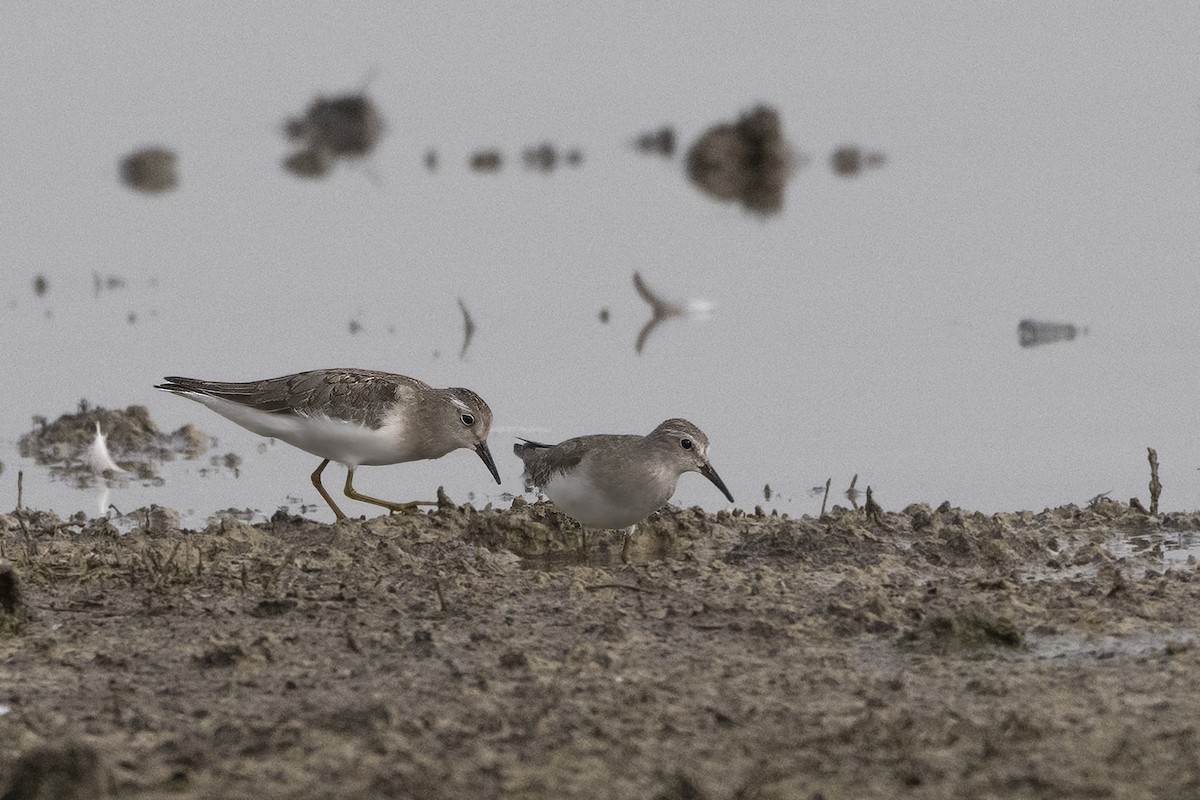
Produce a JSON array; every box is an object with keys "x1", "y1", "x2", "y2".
[
  {"x1": 514, "y1": 418, "x2": 733, "y2": 554},
  {"x1": 156, "y1": 369, "x2": 501, "y2": 520}
]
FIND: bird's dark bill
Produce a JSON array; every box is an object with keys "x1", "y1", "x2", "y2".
[
  {"x1": 476, "y1": 441, "x2": 502, "y2": 484},
  {"x1": 699, "y1": 462, "x2": 734, "y2": 503}
]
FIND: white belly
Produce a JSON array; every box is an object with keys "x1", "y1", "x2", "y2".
[
  {"x1": 542, "y1": 468, "x2": 672, "y2": 529},
  {"x1": 193, "y1": 395, "x2": 409, "y2": 468}
]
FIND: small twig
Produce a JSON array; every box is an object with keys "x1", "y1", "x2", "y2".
[
  {"x1": 819, "y1": 478, "x2": 832, "y2": 518},
  {"x1": 1147, "y1": 447, "x2": 1162, "y2": 516},
  {"x1": 16, "y1": 470, "x2": 23, "y2": 510},
  {"x1": 865, "y1": 486, "x2": 890, "y2": 529},
  {"x1": 434, "y1": 579, "x2": 448, "y2": 612}
]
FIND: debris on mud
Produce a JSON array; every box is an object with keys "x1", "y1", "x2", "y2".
[
  {"x1": 685, "y1": 105, "x2": 794, "y2": 216},
  {"x1": 18, "y1": 402, "x2": 211, "y2": 487},
  {"x1": 119, "y1": 146, "x2": 179, "y2": 193}
]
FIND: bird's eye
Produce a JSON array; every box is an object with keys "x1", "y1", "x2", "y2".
[
  {"x1": 680, "y1": 438, "x2": 693, "y2": 450},
  {"x1": 460, "y1": 413, "x2": 475, "y2": 426}
]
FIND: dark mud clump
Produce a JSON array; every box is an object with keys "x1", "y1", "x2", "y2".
[
  {"x1": 0, "y1": 558, "x2": 26, "y2": 635},
  {"x1": 685, "y1": 105, "x2": 793, "y2": 216},
  {"x1": 1, "y1": 741, "x2": 111, "y2": 800},
  {"x1": 469, "y1": 149, "x2": 503, "y2": 172},
  {"x1": 633, "y1": 126, "x2": 676, "y2": 157},
  {"x1": 283, "y1": 93, "x2": 381, "y2": 178},
  {"x1": 4, "y1": 497, "x2": 1200, "y2": 798},
  {"x1": 18, "y1": 402, "x2": 210, "y2": 486},
  {"x1": 119, "y1": 147, "x2": 179, "y2": 194},
  {"x1": 830, "y1": 145, "x2": 887, "y2": 176},
  {"x1": 522, "y1": 142, "x2": 558, "y2": 172},
  {"x1": 1018, "y1": 318, "x2": 1086, "y2": 348}
]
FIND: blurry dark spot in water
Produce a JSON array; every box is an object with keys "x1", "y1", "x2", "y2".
[
  {"x1": 92, "y1": 272, "x2": 127, "y2": 297},
  {"x1": 32, "y1": 275, "x2": 48, "y2": 297},
  {"x1": 424, "y1": 149, "x2": 438, "y2": 172},
  {"x1": 470, "y1": 149, "x2": 503, "y2": 172},
  {"x1": 686, "y1": 105, "x2": 793, "y2": 216},
  {"x1": 348, "y1": 320, "x2": 363, "y2": 335},
  {"x1": 522, "y1": 142, "x2": 557, "y2": 172},
  {"x1": 831, "y1": 146, "x2": 887, "y2": 177},
  {"x1": 282, "y1": 144, "x2": 334, "y2": 179},
  {"x1": 763, "y1": 483, "x2": 772, "y2": 501},
  {"x1": 1018, "y1": 319, "x2": 1087, "y2": 348},
  {"x1": 634, "y1": 126, "x2": 676, "y2": 157},
  {"x1": 286, "y1": 94, "x2": 381, "y2": 158},
  {"x1": 598, "y1": 308, "x2": 610, "y2": 324},
  {"x1": 565, "y1": 148, "x2": 584, "y2": 167},
  {"x1": 120, "y1": 147, "x2": 179, "y2": 193}
]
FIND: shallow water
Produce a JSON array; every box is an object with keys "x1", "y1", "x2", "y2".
[{"x1": 2, "y1": 5, "x2": 1200, "y2": 524}]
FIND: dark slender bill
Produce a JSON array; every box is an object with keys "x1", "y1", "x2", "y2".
[
  {"x1": 476, "y1": 442, "x2": 502, "y2": 484},
  {"x1": 699, "y1": 462, "x2": 734, "y2": 503}
]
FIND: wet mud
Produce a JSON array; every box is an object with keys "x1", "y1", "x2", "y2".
[
  {"x1": 3, "y1": 497, "x2": 1200, "y2": 798},
  {"x1": 18, "y1": 404, "x2": 211, "y2": 487}
]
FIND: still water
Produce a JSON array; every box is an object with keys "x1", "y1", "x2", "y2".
[{"x1": 2, "y1": 4, "x2": 1199, "y2": 525}]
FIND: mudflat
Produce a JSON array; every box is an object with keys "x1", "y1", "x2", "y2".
[{"x1": 2, "y1": 496, "x2": 1199, "y2": 799}]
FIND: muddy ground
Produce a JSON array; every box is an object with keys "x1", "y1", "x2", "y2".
[{"x1": 2, "y1": 495, "x2": 1200, "y2": 799}]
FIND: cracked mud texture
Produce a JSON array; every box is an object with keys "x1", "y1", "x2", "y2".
[{"x1": 2, "y1": 497, "x2": 1200, "y2": 798}]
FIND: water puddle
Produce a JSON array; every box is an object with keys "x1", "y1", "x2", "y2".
[{"x1": 1106, "y1": 529, "x2": 1200, "y2": 569}]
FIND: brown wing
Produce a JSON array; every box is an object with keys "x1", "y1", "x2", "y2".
[
  {"x1": 515, "y1": 434, "x2": 641, "y2": 488},
  {"x1": 159, "y1": 369, "x2": 428, "y2": 428}
]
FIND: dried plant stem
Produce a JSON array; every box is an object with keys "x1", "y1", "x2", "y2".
[
  {"x1": 1147, "y1": 448, "x2": 1162, "y2": 515},
  {"x1": 819, "y1": 478, "x2": 832, "y2": 518},
  {"x1": 865, "y1": 486, "x2": 889, "y2": 529}
]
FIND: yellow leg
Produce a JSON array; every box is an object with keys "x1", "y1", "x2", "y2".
[
  {"x1": 343, "y1": 468, "x2": 436, "y2": 515},
  {"x1": 311, "y1": 459, "x2": 348, "y2": 521}
]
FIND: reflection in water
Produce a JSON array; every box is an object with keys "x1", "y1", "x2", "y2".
[
  {"x1": 685, "y1": 105, "x2": 794, "y2": 216},
  {"x1": 632, "y1": 272, "x2": 713, "y2": 354},
  {"x1": 1018, "y1": 319, "x2": 1086, "y2": 348},
  {"x1": 457, "y1": 298, "x2": 476, "y2": 360},
  {"x1": 87, "y1": 423, "x2": 127, "y2": 476},
  {"x1": 120, "y1": 147, "x2": 179, "y2": 193}
]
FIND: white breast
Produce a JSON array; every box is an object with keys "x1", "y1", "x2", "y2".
[{"x1": 542, "y1": 464, "x2": 675, "y2": 529}]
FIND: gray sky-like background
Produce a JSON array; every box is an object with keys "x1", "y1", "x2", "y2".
[{"x1": 2, "y1": 3, "x2": 1199, "y2": 522}]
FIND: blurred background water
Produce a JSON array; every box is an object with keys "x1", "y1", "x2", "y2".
[{"x1": 2, "y1": 3, "x2": 1198, "y2": 525}]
